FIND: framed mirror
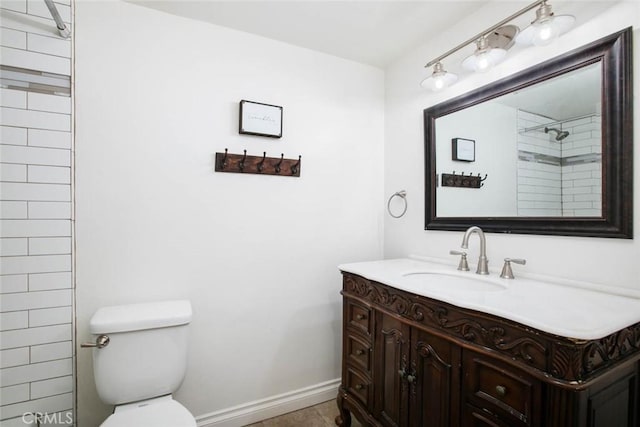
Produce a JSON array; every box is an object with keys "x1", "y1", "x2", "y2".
[{"x1": 424, "y1": 27, "x2": 633, "y2": 238}]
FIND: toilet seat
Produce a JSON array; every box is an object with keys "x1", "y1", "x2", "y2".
[{"x1": 101, "y1": 395, "x2": 196, "y2": 427}]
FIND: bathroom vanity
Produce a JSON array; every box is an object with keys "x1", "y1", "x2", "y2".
[{"x1": 335, "y1": 258, "x2": 640, "y2": 427}]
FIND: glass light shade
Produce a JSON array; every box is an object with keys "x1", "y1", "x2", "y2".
[
  {"x1": 421, "y1": 70, "x2": 458, "y2": 92},
  {"x1": 516, "y1": 14, "x2": 575, "y2": 46},
  {"x1": 462, "y1": 47, "x2": 506, "y2": 73}
]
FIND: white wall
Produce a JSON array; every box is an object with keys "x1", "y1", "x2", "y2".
[
  {"x1": 0, "y1": 1, "x2": 74, "y2": 424},
  {"x1": 436, "y1": 102, "x2": 518, "y2": 217},
  {"x1": 384, "y1": 1, "x2": 640, "y2": 289},
  {"x1": 74, "y1": 1, "x2": 384, "y2": 426}
]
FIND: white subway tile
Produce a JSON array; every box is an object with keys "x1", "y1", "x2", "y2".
[
  {"x1": 0, "y1": 289, "x2": 70, "y2": 312},
  {"x1": 27, "y1": 92, "x2": 70, "y2": 114},
  {"x1": 27, "y1": 0, "x2": 71, "y2": 23},
  {"x1": 0, "y1": 383, "x2": 30, "y2": 405},
  {"x1": 574, "y1": 193, "x2": 601, "y2": 202},
  {"x1": 0, "y1": 391, "x2": 72, "y2": 421},
  {"x1": 0, "y1": 254, "x2": 70, "y2": 275},
  {"x1": 0, "y1": 347, "x2": 29, "y2": 368},
  {"x1": 0, "y1": 274, "x2": 27, "y2": 293},
  {"x1": 0, "y1": 27, "x2": 26, "y2": 49},
  {"x1": 0, "y1": 1, "x2": 27, "y2": 13},
  {"x1": 1, "y1": 202, "x2": 27, "y2": 219},
  {"x1": 1, "y1": 163, "x2": 27, "y2": 182},
  {"x1": 29, "y1": 306, "x2": 70, "y2": 327},
  {"x1": 0, "y1": 107, "x2": 70, "y2": 132},
  {"x1": 0, "y1": 46, "x2": 70, "y2": 76},
  {"x1": 28, "y1": 237, "x2": 70, "y2": 255},
  {"x1": 27, "y1": 165, "x2": 70, "y2": 184},
  {"x1": 28, "y1": 272, "x2": 70, "y2": 291},
  {"x1": 0, "y1": 183, "x2": 70, "y2": 202},
  {"x1": 30, "y1": 375, "x2": 72, "y2": 399},
  {"x1": 0, "y1": 220, "x2": 70, "y2": 238},
  {"x1": 27, "y1": 129, "x2": 70, "y2": 149},
  {"x1": 0, "y1": 88, "x2": 27, "y2": 108},
  {"x1": 1, "y1": 145, "x2": 70, "y2": 166},
  {"x1": 1, "y1": 126, "x2": 27, "y2": 145},
  {"x1": 0, "y1": 324, "x2": 71, "y2": 351},
  {"x1": 0, "y1": 237, "x2": 28, "y2": 256},
  {"x1": 30, "y1": 341, "x2": 70, "y2": 363},
  {"x1": 27, "y1": 202, "x2": 70, "y2": 219},
  {"x1": 0, "y1": 310, "x2": 28, "y2": 330},
  {"x1": 563, "y1": 171, "x2": 592, "y2": 181},
  {"x1": 27, "y1": 33, "x2": 71, "y2": 58}
]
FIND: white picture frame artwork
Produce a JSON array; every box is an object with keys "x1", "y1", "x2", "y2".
[{"x1": 239, "y1": 100, "x2": 283, "y2": 138}]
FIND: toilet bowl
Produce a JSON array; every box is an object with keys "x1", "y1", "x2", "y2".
[{"x1": 85, "y1": 300, "x2": 196, "y2": 426}]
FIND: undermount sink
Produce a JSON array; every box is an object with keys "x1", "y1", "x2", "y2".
[{"x1": 401, "y1": 271, "x2": 507, "y2": 292}]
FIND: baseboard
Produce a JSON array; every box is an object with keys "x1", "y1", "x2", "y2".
[{"x1": 196, "y1": 378, "x2": 340, "y2": 427}]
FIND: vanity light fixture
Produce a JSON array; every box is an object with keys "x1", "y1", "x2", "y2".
[
  {"x1": 422, "y1": 0, "x2": 574, "y2": 91},
  {"x1": 516, "y1": 1, "x2": 575, "y2": 46},
  {"x1": 421, "y1": 62, "x2": 458, "y2": 91}
]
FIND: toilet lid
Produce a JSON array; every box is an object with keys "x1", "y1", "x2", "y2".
[{"x1": 101, "y1": 399, "x2": 196, "y2": 427}]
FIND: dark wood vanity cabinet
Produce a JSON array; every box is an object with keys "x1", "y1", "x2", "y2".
[{"x1": 336, "y1": 273, "x2": 640, "y2": 427}]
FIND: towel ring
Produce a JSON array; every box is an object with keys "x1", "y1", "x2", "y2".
[{"x1": 387, "y1": 190, "x2": 407, "y2": 218}]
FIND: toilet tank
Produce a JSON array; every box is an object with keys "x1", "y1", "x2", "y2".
[{"x1": 89, "y1": 300, "x2": 192, "y2": 405}]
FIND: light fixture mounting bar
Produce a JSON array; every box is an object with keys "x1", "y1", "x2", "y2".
[{"x1": 425, "y1": 0, "x2": 545, "y2": 68}]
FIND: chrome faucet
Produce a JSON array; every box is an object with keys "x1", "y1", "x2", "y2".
[{"x1": 461, "y1": 226, "x2": 489, "y2": 275}]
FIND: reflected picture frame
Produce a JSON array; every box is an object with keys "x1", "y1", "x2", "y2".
[
  {"x1": 239, "y1": 100, "x2": 283, "y2": 138},
  {"x1": 452, "y1": 138, "x2": 475, "y2": 162}
]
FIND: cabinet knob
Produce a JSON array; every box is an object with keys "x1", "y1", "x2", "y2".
[
  {"x1": 495, "y1": 385, "x2": 507, "y2": 397},
  {"x1": 356, "y1": 314, "x2": 366, "y2": 320},
  {"x1": 406, "y1": 374, "x2": 416, "y2": 384},
  {"x1": 356, "y1": 349, "x2": 365, "y2": 355},
  {"x1": 355, "y1": 384, "x2": 364, "y2": 390}
]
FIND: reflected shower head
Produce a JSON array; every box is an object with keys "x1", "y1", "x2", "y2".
[{"x1": 544, "y1": 127, "x2": 570, "y2": 141}]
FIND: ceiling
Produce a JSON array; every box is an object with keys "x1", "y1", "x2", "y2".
[{"x1": 130, "y1": 1, "x2": 489, "y2": 68}]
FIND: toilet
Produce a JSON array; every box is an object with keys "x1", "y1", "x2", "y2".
[{"x1": 86, "y1": 299, "x2": 196, "y2": 427}]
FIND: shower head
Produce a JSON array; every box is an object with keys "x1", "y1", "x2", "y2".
[{"x1": 544, "y1": 127, "x2": 570, "y2": 141}]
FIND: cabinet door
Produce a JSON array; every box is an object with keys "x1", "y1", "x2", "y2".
[
  {"x1": 587, "y1": 371, "x2": 638, "y2": 427},
  {"x1": 374, "y1": 312, "x2": 410, "y2": 427},
  {"x1": 410, "y1": 328, "x2": 460, "y2": 427}
]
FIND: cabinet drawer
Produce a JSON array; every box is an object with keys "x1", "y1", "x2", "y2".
[
  {"x1": 346, "y1": 332, "x2": 372, "y2": 373},
  {"x1": 345, "y1": 366, "x2": 372, "y2": 409},
  {"x1": 346, "y1": 300, "x2": 373, "y2": 337},
  {"x1": 464, "y1": 352, "x2": 540, "y2": 427}
]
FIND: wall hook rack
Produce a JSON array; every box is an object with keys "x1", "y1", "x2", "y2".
[
  {"x1": 215, "y1": 149, "x2": 301, "y2": 177},
  {"x1": 441, "y1": 171, "x2": 487, "y2": 188}
]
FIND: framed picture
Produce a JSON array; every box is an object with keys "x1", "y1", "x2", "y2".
[
  {"x1": 239, "y1": 100, "x2": 283, "y2": 138},
  {"x1": 452, "y1": 138, "x2": 475, "y2": 162}
]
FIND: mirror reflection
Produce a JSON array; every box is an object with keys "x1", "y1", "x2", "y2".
[{"x1": 436, "y1": 62, "x2": 602, "y2": 218}]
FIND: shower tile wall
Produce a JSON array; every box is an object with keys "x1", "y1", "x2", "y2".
[
  {"x1": 516, "y1": 110, "x2": 562, "y2": 216},
  {"x1": 0, "y1": 1, "x2": 73, "y2": 424},
  {"x1": 516, "y1": 111, "x2": 601, "y2": 217},
  {"x1": 559, "y1": 116, "x2": 602, "y2": 216}
]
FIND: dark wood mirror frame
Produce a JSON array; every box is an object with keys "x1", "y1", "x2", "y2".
[{"x1": 424, "y1": 27, "x2": 633, "y2": 238}]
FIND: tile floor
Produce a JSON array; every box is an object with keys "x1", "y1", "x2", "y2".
[{"x1": 245, "y1": 399, "x2": 363, "y2": 427}]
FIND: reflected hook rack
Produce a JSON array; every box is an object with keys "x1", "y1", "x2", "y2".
[
  {"x1": 441, "y1": 172, "x2": 487, "y2": 188},
  {"x1": 215, "y1": 149, "x2": 301, "y2": 177}
]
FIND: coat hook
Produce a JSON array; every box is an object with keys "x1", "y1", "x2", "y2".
[
  {"x1": 257, "y1": 152, "x2": 266, "y2": 172},
  {"x1": 480, "y1": 174, "x2": 488, "y2": 182},
  {"x1": 238, "y1": 149, "x2": 247, "y2": 171},
  {"x1": 221, "y1": 148, "x2": 229, "y2": 169},
  {"x1": 291, "y1": 155, "x2": 301, "y2": 175},
  {"x1": 275, "y1": 153, "x2": 284, "y2": 173}
]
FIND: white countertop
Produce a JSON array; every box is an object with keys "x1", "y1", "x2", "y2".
[{"x1": 338, "y1": 257, "x2": 640, "y2": 341}]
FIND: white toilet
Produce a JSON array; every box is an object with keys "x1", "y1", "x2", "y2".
[{"x1": 86, "y1": 299, "x2": 196, "y2": 427}]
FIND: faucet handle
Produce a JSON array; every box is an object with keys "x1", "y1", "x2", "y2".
[
  {"x1": 449, "y1": 250, "x2": 470, "y2": 271},
  {"x1": 500, "y1": 258, "x2": 526, "y2": 279}
]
